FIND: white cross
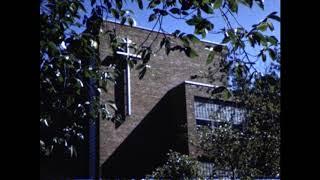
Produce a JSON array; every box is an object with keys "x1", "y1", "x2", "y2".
[{"x1": 116, "y1": 37, "x2": 141, "y2": 115}]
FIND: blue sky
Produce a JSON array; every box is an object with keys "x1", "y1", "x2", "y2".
[
  {"x1": 81, "y1": 0, "x2": 280, "y2": 73},
  {"x1": 123, "y1": 0, "x2": 280, "y2": 40},
  {"x1": 123, "y1": 0, "x2": 280, "y2": 73}
]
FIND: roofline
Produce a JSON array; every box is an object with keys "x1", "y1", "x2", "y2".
[
  {"x1": 103, "y1": 20, "x2": 226, "y2": 47},
  {"x1": 184, "y1": 80, "x2": 220, "y2": 88},
  {"x1": 183, "y1": 80, "x2": 244, "y2": 106}
]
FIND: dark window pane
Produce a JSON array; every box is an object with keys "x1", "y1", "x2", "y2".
[
  {"x1": 194, "y1": 97, "x2": 246, "y2": 127},
  {"x1": 196, "y1": 119, "x2": 212, "y2": 127}
]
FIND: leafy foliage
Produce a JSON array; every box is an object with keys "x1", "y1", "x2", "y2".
[
  {"x1": 195, "y1": 73, "x2": 280, "y2": 179},
  {"x1": 40, "y1": 0, "x2": 100, "y2": 159},
  {"x1": 140, "y1": 0, "x2": 280, "y2": 78},
  {"x1": 151, "y1": 72, "x2": 280, "y2": 179},
  {"x1": 40, "y1": 3, "x2": 280, "y2": 178},
  {"x1": 40, "y1": 0, "x2": 134, "y2": 158},
  {"x1": 149, "y1": 150, "x2": 201, "y2": 179}
]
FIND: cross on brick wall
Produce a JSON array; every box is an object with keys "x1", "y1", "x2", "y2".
[{"x1": 116, "y1": 37, "x2": 141, "y2": 116}]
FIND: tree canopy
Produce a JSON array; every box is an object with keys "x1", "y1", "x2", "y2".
[
  {"x1": 40, "y1": 0, "x2": 280, "y2": 178},
  {"x1": 151, "y1": 72, "x2": 280, "y2": 179}
]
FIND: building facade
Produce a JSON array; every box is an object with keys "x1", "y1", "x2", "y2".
[{"x1": 98, "y1": 21, "x2": 230, "y2": 178}]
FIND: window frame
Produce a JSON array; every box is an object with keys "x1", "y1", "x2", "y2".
[{"x1": 194, "y1": 96, "x2": 246, "y2": 129}]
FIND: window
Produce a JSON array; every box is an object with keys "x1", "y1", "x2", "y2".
[
  {"x1": 199, "y1": 161, "x2": 214, "y2": 177},
  {"x1": 198, "y1": 161, "x2": 231, "y2": 178},
  {"x1": 194, "y1": 97, "x2": 246, "y2": 128}
]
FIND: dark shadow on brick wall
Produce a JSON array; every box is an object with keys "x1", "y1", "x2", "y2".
[{"x1": 101, "y1": 83, "x2": 189, "y2": 178}]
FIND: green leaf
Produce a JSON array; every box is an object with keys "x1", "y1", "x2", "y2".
[
  {"x1": 222, "y1": 36, "x2": 230, "y2": 44},
  {"x1": 135, "y1": 64, "x2": 145, "y2": 70},
  {"x1": 111, "y1": 8, "x2": 120, "y2": 19},
  {"x1": 241, "y1": 0, "x2": 253, "y2": 8},
  {"x1": 195, "y1": 29, "x2": 205, "y2": 38},
  {"x1": 211, "y1": 86, "x2": 227, "y2": 94},
  {"x1": 165, "y1": 38, "x2": 171, "y2": 55},
  {"x1": 169, "y1": 8, "x2": 181, "y2": 14},
  {"x1": 268, "y1": 14, "x2": 281, "y2": 22},
  {"x1": 214, "y1": 0, "x2": 223, "y2": 9},
  {"x1": 255, "y1": 0, "x2": 264, "y2": 10},
  {"x1": 78, "y1": 2, "x2": 87, "y2": 13},
  {"x1": 128, "y1": 58, "x2": 134, "y2": 68},
  {"x1": 268, "y1": 48, "x2": 276, "y2": 60},
  {"x1": 57, "y1": 75, "x2": 63, "y2": 83},
  {"x1": 48, "y1": 41, "x2": 59, "y2": 56},
  {"x1": 148, "y1": 0, "x2": 160, "y2": 8},
  {"x1": 120, "y1": 16, "x2": 127, "y2": 25},
  {"x1": 119, "y1": 10, "x2": 126, "y2": 16},
  {"x1": 160, "y1": 38, "x2": 165, "y2": 49},
  {"x1": 267, "y1": 36, "x2": 278, "y2": 46},
  {"x1": 138, "y1": 67, "x2": 147, "y2": 79},
  {"x1": 159, "y1": 10, "x2": 168, "y2": 16},
  {"x1": 76, "y1": 89, "x2": 81, "y2": 95},
  {"x1": 181, "y1": 11, "x2": 189, "y2": 16},
  {"x1": 186, "y1": 18, "x2": 196, "y2": 26},
  {"x1": 225, "y1": 30, "x2": 237, "y2": 44},
  {"x1": 201, "y1": 3, "x2": 213, "y2": 14},
  {"x1": 104, "y1": 0, "x2": 112, "y2": 9},
  {"x1": 185, "y1": 47, "x2": 198, "y2": 58},
  {"x1": 90, "y1": 0, "x2": 96, "y2": 6},
  {"x1": 256, "y1": 22, "x2": 268, "y2": 32},
  {"x1": 207, "y1": 51, "x2": 215, "y2": 64},
  {"x1": 262, "y1": 52, "x2": 266, "y2": 62},
  {"x1": 222, "y1": 89, "x2": 232, "y2": 100},
  {"x1": 228, "y1": 0, "x2": 238, "y2": 13},
  {"x1": 143, "y1": 52, "x2": 151, "y2": 63},
  {"x1": 248, "y1": 35, "x2": 255, "y2": 47},
  {"x1": 165, "y1": 0, "x2": 176, "y2": 6},
  {"x1": 116, "y1": 0, "x2": 123, "y2": 9},
  {"x1": 186, "y1": 34, "x2": 200, "y2": 44},
  {"x1": 267, "y1": 11, "x2": 278, "y2": 16},
  {"x1": 252, "y1": 31, "x2": 267, "y2": 46},
  {"x1": 137, "y1": 0, "x2": 143, "y2": 9},
  {"x1": 180, "y1": 36, "x2": 190, "y2": 47},
  {"x1": 267, "y1": 21, "x2": 274, "y2": 31},
  {"x1": 84, "y1": 69, "x2": 92, "y2": 78},
  {"x1": 205, "y1": 21, "x2": 214, "y2": 31},
  {"x1": 172, "y1": 30, "x2": 181, "y2": 37},
  {"x1": 261, "y1": 38, "x2": 268, "y2": 47},
  {"x1": 149, "y1": 13, "x2": 157, "y2": 22},
  {"x1": 128, "y1": 17, "x2": 134, "y2": 26}
]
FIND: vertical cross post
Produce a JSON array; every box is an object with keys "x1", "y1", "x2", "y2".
[
  {"x1": 116, "y1": 37, "x2": 141, "y2": 116},
  {"x1": 125, "y1": 38, "x2": 131, "y2": 115}
]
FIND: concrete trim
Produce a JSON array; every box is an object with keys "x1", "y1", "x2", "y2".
[
  {"x1": 184, "y1": 80, "x2": 220, "y2": 88},
  {"x1": 104, "y1": 20, "x2": 227, "y2": 46}
]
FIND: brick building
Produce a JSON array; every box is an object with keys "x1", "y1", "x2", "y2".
[{"x1": 97, "y1": 21, "x2": 240, "y2": 178}]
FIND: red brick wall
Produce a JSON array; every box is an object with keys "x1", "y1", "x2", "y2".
[{"x1": 98, "y1": 22, "x2": 228, "y2": 167}]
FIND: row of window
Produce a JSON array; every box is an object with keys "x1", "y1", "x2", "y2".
[
  {"x1": 194, "y1": 97, "x2": 246, "y2": 128},
  {"x1": 198, "y1": 162, "x2": 279, "y2": 179}
]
